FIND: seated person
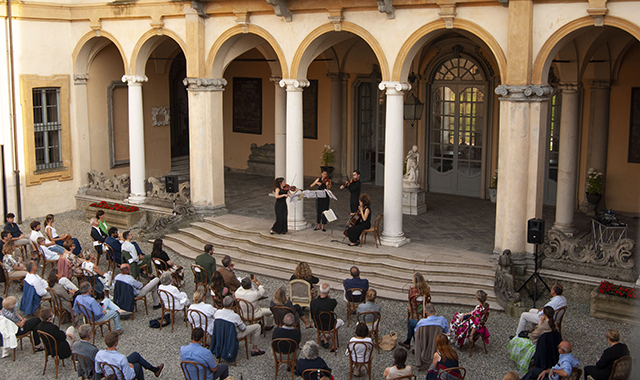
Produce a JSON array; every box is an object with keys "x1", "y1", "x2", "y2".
[
  {"x1": 23, "y1": 261, "x2": 50, "y2": 314},
  {"x1": 36, "y1": 307, "x2": 77, "y2": 359},
  {"x1": 187, "y1": 289, "x2": 216, "y2": 337},
  {"x1": 94, "y1": 331, "x2": 164, "y2": 380},
  {"x1": 294, "y1": 340, "x2": 332, "y2": 380},
  {"x1": 73, "y1": 282, "x2": 130, "y2": 335},
  {"x1": 158, "y1": 272, "x2": 190, "y2": 310},
  {"x1": 37, "y1": 237, "x2": 60, "y2": 261},
  {"x1": 47, "y1": 269, "x2": 75, "y2": 316},
  {"x1": 356, "y1": 289, "x2": 381, "y2": 329},
  {"x1": 3, "y1": 240, "x2": 28, "y2": 277},
  {"x1": 384, "y1": 347, "x2": 413, "y2": 379},
  {"x1": 58, "y1": 240, "x2": 84, "y2": 280},
  {"x1": 1, "y1": 296, "x2": 45, "y2": 351},
  {"x1": 216, "y1": 255, "x2": 241, "y2": 293},
  {"x1": 234, "y1": 276, "x2": 273, "y2": 329},
  {"x1": 29, "y1": 220, "x2": 64, "y2": 254},
  {"x1": 0, "y1": 230, "x2": 11, "y2": 261},
  {"x1": 114, "y1": 264, "x2": 161, "y2": 310},
  {"x1": 450, "y1": 289, "x2": 489, "y2": 348},
  {"x1": 584, "y1": 329, "x2": 630, "y2": 380},
  {"x1": 195, "y1": 244, "x2": 217, "y2": 284},
  {"x1": 181, "y1": 327, "x2": 228, "y2": 380},
  {"x1": 43, "y1": 214, "x2": 82, "y2": 255},
  {"x1": 310, "y1": 283, "x2": 344, "y2": 350},
  {"x1": 515, "y1": 284, "x2": 567, "y2": 336},
  {"x1": 507, "y1": 306, "x2": 556, "y2": 372},
  {"x1": 89, "y1": 217, "x2": 107, "y2": 257},
  {"x1": 346, "y1": 322, "x2": 373, "y2": 377},
  {"x1": 521, "y1": 341, "x2": 580, "y2": 380},
  {"x1": 270, "y1": 286, "x2": 312, "y2": 328},
  {"x1": 81, "y1": 253, "x2": 112, "y2": 297},
  {"x1": 426, "y1": 333, "x2": 460, "y2": 380},
  {"x1": 120, "y1": 231, "x2": 152, "y2": 279},
  {"x1": 215, "y1": 295, "x2": 265, "y2": 357},
  {"x1": 4, "y1": 213, "x2": 33, "y2": 256},
  {"x1": 290, "y1": 262, "x2": 319, "y2": 297},
  {"x1": 343, "y1": 266, "x2": 368, "y2": 304},
  {"x1": 105, "y1": 227, "x2": 123, "y2": 265},
  {"x1": 209, "y1": 271, "x2": 230, "y2": 306},
  {"x1": 72, "y1": 324, "x2": 100, "y2": 380},
  {"x1": 272, "y1": 313, "x2": 301, "y2": 354},
  {"x1": 150, "y1": 238, "x2": 184, "y2": 286},
  {"x1": 401, "y1": 302, "x2": 449, "y2": 349},
  {"x1": 96, "y1": 210, "x2": 110, "y2": 235}
]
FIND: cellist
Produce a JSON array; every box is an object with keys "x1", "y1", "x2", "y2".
[{"x1": 345, "y1": 194, "x2": 371, "y2": 246}]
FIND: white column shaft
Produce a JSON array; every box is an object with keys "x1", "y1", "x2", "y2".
[
  {"x1": 73, "y1": 75, "x2": 91, "y2": 185},
  {"x1": 328, "y1": 73, "x2": 345, "y2": 180},
  {"x1": 273, "y1": 78, "x2": 286, "y2": 178},
  {"x1": 122, "y1": 75, "x2": 148, "y2": 204}
]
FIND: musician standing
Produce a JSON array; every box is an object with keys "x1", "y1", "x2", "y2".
[
  {"x1": 270, "y1": 177, "x2": 289, "y2": 235},
  {"x1": 340, "y1": 170, "x2": 361, "y2": 213},
  {"x1": 310, "y1": 170, "x2": 332, "y2": 231},
  {"x1": 346, "y1": 194, "x2": 371, "y2": 246}
]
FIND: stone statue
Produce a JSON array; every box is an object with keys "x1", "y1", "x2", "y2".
[
  {"x1": 403, "y1": 145, "x2": 420, "y2": 188},
  {"x1": 494, "y1": 249, "x2": 522, "y2": 317}
]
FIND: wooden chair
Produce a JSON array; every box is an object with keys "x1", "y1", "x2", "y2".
[
  {"x1": 272, "y1": 305, "x2": 300, "y2": 329},
  {"x1": 98, "y1": 361, "x2": 127, "y2": 380},
  {"x1": 407, "y1": 294, "x2": 432, "y2": 323},
  {"x1": 272, "y1": 338, "x2": 298, "y2": 380},
  {"x1": 35, "y1": 243, "x2": 58, "y2": 277},
  {"x1": 181, "y1": 360, "x2": 208, "y2": 380},
  {"x1": 80, "y1": 267, "x2": 101, "y2": 298},
  {"x1": 153, "y1": 257, "x2": 183, "y2": 287},
  {"x1": 89, "y1": 235, "x2": 101, "y2": 265},
  {"x1": 467, "y1": 307, "x2": 489, "y2": 357},
  {"x1": 437, "y1": 367, "x2": 466, "y2": 379},
  {"x1": 113, "y1": 279, "x2": 148, "y2": 320},
  {"x1": 48, "y1": 287, "x2": 70, "y2": 327},
  {"x1": 289, "y1": 279, "x2": 312, "y2": 315},
  {"x1": 345, "y1": 288, "x2": 365, "y2": 326},
  {"x1": 77, "y1": 303, "x2": 112, "y2": 344},
  {"x1": 103, "y1": 245, "x2": 117, "y2": 277},
  {"x1": 73, "y1": 352, "x2": 95, "y2": 380},
  {"x1": 357, "y1": 311, "x2": 381, "y2": 353},
  {"x1": 236, "y1": 298, "x2": 266, "y2": 336},
  {"x1": 38, "y1": 330, "x2": 67, "y2": 379},
  {"x1": 313, "y1": 311, "x2": 340, "y2": 356},
  {"x1": 301, "y1": 368, "x2": 332, "y2": 380},
  {"x1": 560, "y1": 368, "x2": 582, "y2": 380},
  {"x1": 360, "y1": 213, "x2": 383, "y2": 248},
  {"x1": 13, "y1": 330, "x2": 36, "y2": 361},
  {"x1": 0, "y1": 261, "x2": 25, "y2": 297},
  {"x1": 211, "y1": 318, "x2": 248, "y2": 366},
  {"x1": 191, "y1": 264, "x2": 209, "y2": 298},
  {"x1": 157, "y1": 289, "x2": 188, "y2": 333},
  {"x1": 347, "y1": 340, "x2": 374, "y2": 380},
  {"x1": 187, "y1": 309, "x2": 211, "y2": 347},
  {"x1": 603, "y1": 355, "x2": 633, "y2": 380},
  {"x1": 554, "y1": 306, "x2": 567, "y2": 335}
]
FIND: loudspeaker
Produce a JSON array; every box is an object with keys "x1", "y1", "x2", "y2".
[
  {"x1": 527, "y1": 218, "x2": 545, "y2": 244},
  {"x1": 165, "y1": 175, "x2": 179, "y2": 194}
]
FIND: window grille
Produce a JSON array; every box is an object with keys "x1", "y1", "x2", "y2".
[{"x1": 32, "y1": 87, "x2": 63, "y2": 170}]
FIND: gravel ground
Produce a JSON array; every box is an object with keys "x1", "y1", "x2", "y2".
[{"x1": 1, "y1": 209, "x2": 638, "y2": 380}]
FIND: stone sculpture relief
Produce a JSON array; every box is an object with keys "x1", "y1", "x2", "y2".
[
  {"x1": 494, "y1": 249, "x2": 522, "y2": 316},
  {"x1": 146, "y1": 177, "x2": 191, "y2": 203},
  {"x1": 87, "y1": 170, "x2": 130, "y2": 194}
]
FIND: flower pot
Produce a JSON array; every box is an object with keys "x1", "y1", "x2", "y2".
[
  {"x1": 85, "y1": 206, "x2": 144, "y2": 230},
  {"x1": 590, "y1": 288, "x2": 639, "y2": 325},
  {"x1": 586, "y1": 192, "x2": 601, "y2": 206},
  {"x1": 489, "y1": 188, "x2": 497, "y2": 204}
]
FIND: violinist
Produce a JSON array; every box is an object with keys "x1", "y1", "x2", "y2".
[
  {"x1": 310, "y1": 170, "x2": 332, "y2": 231},
  {"x1": 340, "y1": 170, "x2": 361, "y2": 213},
  {"x1": 270, "y1": 177, "x2": 289, "y2": 235},
  {"x1": 346, "y1": 193, "x2": 371, "y2": 246}
]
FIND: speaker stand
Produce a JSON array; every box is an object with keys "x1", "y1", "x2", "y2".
[{"x1": 517, "y1": 244, "x2": 550, "y2": 308}]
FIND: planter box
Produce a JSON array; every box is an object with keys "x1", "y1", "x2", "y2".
[
  {"x1": 85, "y1": 206, "x2": 144, "y2": 230},
  {"x1": 590, "y1": 288, "x2": 640, "y2": 325}
]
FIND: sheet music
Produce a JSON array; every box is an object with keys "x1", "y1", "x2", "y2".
[{"x1": 287, "y1": 189, "x2": 338, "y2": 203}]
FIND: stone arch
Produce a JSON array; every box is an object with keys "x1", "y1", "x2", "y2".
[
  {"x1": 72, "y1": 30, "x2": 127, "y2": 76},
  {"x1": 129, "y1": 29, "x2": 187, "y2": 75},
  {"x1": 207, "y1": 25, "x2": 288, "y2": 78},
  {"x1": 290, "y1": 22, "x2": 389, "y2": 81},
  {"x1": 532, "y1": 16, "x2": 640, "y2": 85},
  {"x1": 392, "y1": 18, "x2": 506, "y2": 83}
]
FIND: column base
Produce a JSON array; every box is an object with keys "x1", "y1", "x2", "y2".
[
  {"x1": 287, "y1": 219, "x2": 310, "y2": 231},
  {"x1": 402, "y1": 188, "x2": 427, "y2": 215},
  {"x1": 380, "y1": 233, "x2": 409, "y2": 248},
  {"x1": 552, "y1": 222, "x2": 574, "y2": 237},
  {"x1": 127, "y1": 194, "x2": 147, "y2": 204},
  {"x1": 193, "y1": 204, "x2": 228, "y2": 218}
]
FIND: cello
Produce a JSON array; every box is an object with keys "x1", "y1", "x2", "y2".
[{"x1": 343, "y1": 210, "x2": 361, "y2": 237}]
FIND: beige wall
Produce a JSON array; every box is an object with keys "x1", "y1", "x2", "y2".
[{"x1": 141, "y1": 57, "x2": 172, "y2": 178}]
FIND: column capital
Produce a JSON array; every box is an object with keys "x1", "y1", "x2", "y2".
[
  {"x1": 326, "y1": 72, "x2": 350, "y2": 81},
  {"x1": 269, "y1": 75, "x2": 282, "y2": 84},
  {"x1": 74, "y1": 74, "x2": 89, "y2": 85},
  {"x1": 589, "y1": 79, "x2": 610, "y2": 89},
  {"x1": 558, "y1": 82, "x2": 579, "y2": 93},
  {"x1": 183, "y1": 77, "x2": 227, "y2": 92},
  {"x1": 378, "y1": 81, "x2": 411, "y2": 94},
  {"x1": 279, "y1": 79, "x2": 310, "y2": 91},
  {"x1": 495, "y1": 84, "x2": 552, "y2": 102},
  {"x1": 121, "y1": 75, "x2": 148, "y2": 84}
]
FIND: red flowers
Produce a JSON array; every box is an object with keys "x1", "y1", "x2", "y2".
[
  {"x1": 90, "y1": 201, "x2": 139, "y2": 213},
  {"x1": 598, "y1": 281, "x2": 638, "y2": 299}
]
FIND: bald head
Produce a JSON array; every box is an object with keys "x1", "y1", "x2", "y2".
[{"x1": 559, "y1": 341, "x2": 572, "y2": 353}]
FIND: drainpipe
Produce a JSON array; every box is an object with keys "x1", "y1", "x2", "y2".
[{"x1": 5, "y1": 0, "x2": 22, "y2": 222}]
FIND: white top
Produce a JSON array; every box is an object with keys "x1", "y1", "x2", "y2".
[
  {"x1": 158, "y1": 284, "x2": 189, "y2": 310},
  {"x1": 347, "y1": 337, "x2": 373, "y2": 363},
  {"x1": 82, "y1": 261, "x2": 97, "y2": 275},
  {"x1": 234, "y1": 285, "x2": 266, "y2": 318},
  {"x1": 121, "y1": 241, "x2": 139, "y2": 263},
  {"x1": 188, "y1": 302, "x2": 217, "y2": 336},
  {"x1": 45, "y1": 225, "x2": 59, "y2": 239},
  {"x1": 214, "y1": 308, "x2": 246, "y2": 332},
  {"x1": 30, "y1": 230, "x2": 52, "y2": 245},
  {"x1": 40, "y1": 244, "x2": 60, "y2": 261},
  {"x1": 540, "y1": 295, "x2": 568, "y2": 316},
  {"x1": 25, "y1": 273, "x2": 49, "y2": 296}
]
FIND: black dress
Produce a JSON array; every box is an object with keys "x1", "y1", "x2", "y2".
[
  {"x1": 272, "y1": 189, "x2": 288, "y2": 234},
  {"x1": 347, "y1": 206, "x2": 371, "y2": 244},
  {"x1": 316, "y1": 181, "x2": 330, "y2": 225}
]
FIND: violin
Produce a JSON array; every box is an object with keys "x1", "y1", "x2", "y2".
[
  {"x1": 282, "y1": 184, "x2": 298, "y2": 192},
  {"x1": 322, "y1": 177, "x2": 332, "y2": 186},
  {"x1": 343, "y1": 179, "x2": 355, "y2": 187}
]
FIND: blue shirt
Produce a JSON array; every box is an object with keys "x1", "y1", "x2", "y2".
[
  {"x1": 74, "y1": 294, "x2": 105, "y2": 320},
  {"x1": 180, "y1": 343, "x2": 218, "y2": 380},
  {"x1": 114, "y1": 274, "x2": 143, "y2": 296},
  {"x1": 94, "y1": 349, "x2": 136, "y2": 380},
  {"x1": 415, "y1": 315, "x2": 450, "y2": 334},
  {"x1": 550, "y1": 353, "x2": 580, "y2": 380}
]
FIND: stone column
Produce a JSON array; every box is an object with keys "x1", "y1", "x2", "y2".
[
  {"x1": 327, "y1": 72, "x2": 349, "y2": 180},
  {"x1": 553, "y1": 83, "x2": 580, "y2": 234},
  {"x1": 184, "y1": 78, "x2": 228, "y2": 215},
  {"x1": 121, "y1": 75, "x2": 148, "y2": 204},
  {"x1": 270, "y1": 76, "x2": 286, "y2": 178},
  {"x1": 280, "y1": 79, "x2": 310, "y2": 230},
  {"x1": 73, "y1": 74, "x2": 91, "y2": 186},
  {"x1": 494, "y1": 85, "x2": 551, "y2": 254},
  {"x1": 580, "y1": 80, "x2": 610, "y2": 212},
  {"x1": 379, "y1": 81, "x2": 411, "y2": 247}
]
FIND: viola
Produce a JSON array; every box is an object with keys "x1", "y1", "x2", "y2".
[
  {"x1": 282, "y1": 184, "x2": 298, "y2": 192},
  {"x1": 343, "y1": 210, "x2": 362, "y2": 237},
  {"x1": 343, "y1": 179, "x2": 355, "y2": 187}
]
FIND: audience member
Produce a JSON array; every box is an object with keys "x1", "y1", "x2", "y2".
[
  {"x1": 347, "y1": 322, "x2": 373, "y2": 377},
  {"x1": 0, "y1": 230, "x2": 11, "y2": 261},
  {"x1": 426, "y1": 333, "x2": 460, "y2": 380},
  {"x1": 356, "y1": 289, "x2": 381, "y2": 328},
  {"x1": 209, "y1": 270, "x2": 230, "y2": 305},
  {"x1": 290, "y1": 262, "x2": 319, "y2": 297},
  {"x1": 3, "y1": 240, "x2": 27, "y2": 277},
  {"x1": 37, "y1": 237, "x2": 60, "y2": 261},
  {"x1": 450, "y1": 289, "x2": 489, "y2": 348},
  {"x1": 81, "y1": 252, "x2": 112, "y2": 296},
  {"x1": 584, "y1": 329, "x2": 629, "y2": 380},
  {"x1": 96, "y1": 210, "x2": 110, "y2": 235},
  {"x1": 58, "y1": 240, "x2": 84, "y2": 280},
  {"x1": 188, "y1": 289, "x2": 216, "y2": 337},
  {"x1": 522, "y1": 341, "x2": 579, "y2": 380},
  {"x1": 47, "y1": 269, "x2": 75, "y2": 316},
  {"x1": 270, "y1": 285, "x2": 312, "y2": 329},
  {"x1": 94, "y1": 331, "x2": 164, "y2": 380},
  {"x1": 408, "y1": 272, "x2": 431, "y2": 317},
  {"x1": 29, "y1": 220, "x2": 64, "y2": 254},
  {"x1": 43, "y1": 214, "x2": 82, "y2": 255},
  {"x1": 1, "y1": 296, "x2": 44, "y2": 351},
  {"x1": 73, "y1": 282, "x2": 130, "y2": 335},
  {"x1": 217, "y1": 255, "x2": 241, "y2": 292},
  {"x1": 515, "y1": 284, "x2": 567, "y2": 336},
  {"x1": 36, "y1": 307, "x2": 77, "y2": 359},
  {"x1": 4, "y1": 213, "x2": 33, "y2": 254},
  {"x1": 150, "y1": 238, "x2": 184, "y2": 286},
  {"x1": 401, "y1": 302, "x2": 449, "y2": 349},
  {"x1": 89, "y1": 217, "x2": 107, "y2": 256},
  {"x1": 72, "y1": 324, "x2": 100, "y2": 380},
  {"x1": 24, "y1": 261, "x2": 49, "y2": 297},
  {"x1": 310, "y1": 283, "x2": 344, "y2": 350},
  {"x1": 343, "y1": 266, "x2": 368, "y2": 304},
  {"x1": 120, "y1": 231, "x2": 152, "y2": 279},
  {"x1": 504, "y1": 371, "x2": 519, "y2": 380},
  {"x1": 272, "y1": 313, "x2": 301, "y2": 351},
  {"x1": 195, "y1": 244, "x2": 217, "y2": 284},
  {"x1": 235, "y1": 276, "x2": 273, "y2": 330},
  {"x1": 215, "y1": 295, "x2": 265, "y2": 356},
  {"x1": 294, "y1": 340, "x2": 332, "y2": 380},
  {"x1": 508, "y1": 306, "x2": 556, "y2": 372},
  {"x1": 383, "y1": 347, "x2": 413, "y2": 379},
  {"x1": 181, "y1": 327, "x2": 228, "y2": 380},
  {"x1": 105, "y1": 227, "x2": 123, "y2": 265},
  {"x1": 158, "y1": 272, "x2": 190, "y2": 310},
  {"x1": 114, "y1": 263, "x2": 161, "y2": 309}
]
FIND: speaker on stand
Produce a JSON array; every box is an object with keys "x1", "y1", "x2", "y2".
[
  {"x1": 517, "y1": 218, "x2": 550, "y2": 307},
  {"x1": 165, "y1": 175, "x2": 179, "y2": 213}
]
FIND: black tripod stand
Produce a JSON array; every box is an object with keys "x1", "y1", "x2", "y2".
[{"x1": 517, "y1": 243, "x2": 550, "y2": 308}]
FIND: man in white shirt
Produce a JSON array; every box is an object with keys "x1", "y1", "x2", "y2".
[
  {"x1": 120, "y1": 231, "x2": 152, "y2": 277},
  {"x1": 515, "y1": 284, "x2": 567, "y2": 335},
  {"x1": 157, "y1": 272, "x2": 189, "y2": 310},
  {"x1": 37, "y1": 237, "x2": 60, "y2": 261},
  {"x1": 114, "y1": 264, "x2": 161, "y2": 309},
  {"x1": 25, "y1": 261, "x2": 49, "y2": 297},
  {"x1": 215, "y1": 295, "x2": 265, "y2": 356},
  {"x1": 234, "y1": 276, "x2": 273, "y2": 330},
  {"x1": 29, "y1": 220, "x2": 64, "y2": 254}
]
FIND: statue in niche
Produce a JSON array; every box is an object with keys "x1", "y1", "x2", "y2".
[
  {"x1": 403, "y1": 145, "x2": 420, "y2": 189},
  {"x1": 495, "y1": 249, "x2": 522, "y2": 310}
]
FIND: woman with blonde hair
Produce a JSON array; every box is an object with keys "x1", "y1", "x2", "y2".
[
  {"x1": 270, "y1": 286, "x2": 313, "y2": 328},
  {"x1": 407, "y1": 272, "x2": 431, "y2": 317},
  {"x1": 290, "y1": 261, "x2": 319, "y2": 298},
  {"x1": 426, "y1": 333, "x2": 460, "y2": 380},
  {"x1": 450, "y1": 289, "x2": 490, "y2": 348},
  {"x1": 187, "y1": 288, "x2": 216, "y2": 337}
]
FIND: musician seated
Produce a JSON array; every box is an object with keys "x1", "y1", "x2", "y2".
[{"x1": 345, "y1": 194, "x2": 371, "y2": 247}]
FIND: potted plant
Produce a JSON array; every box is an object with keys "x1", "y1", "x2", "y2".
[
  {"x1": 585, "y1": 168, "x2": 603, "y2": 205},
  {"x1": 590, "y1": 281, "x2": 639, "y2": 324},
  {"x1": 489, "y1": 169, "x2": 498, "y2": 203},
  {"x1": 320, "y1": 145, "x2": 335, "y2": 176},
  {"x1": 86, "y1": 201, "x2": 144, "y2": 229}
]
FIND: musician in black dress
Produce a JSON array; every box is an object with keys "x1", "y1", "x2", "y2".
[
  {"x1": 346, "y1": 193, "x2": 371, "y2": 246},
  {"x1": 310, "y1": 170, "x2": 332, "y2": 231},
  {"x1": 340, "y1": 170, "x2": 361, "y2": 213},
  {"x1": 271, "y1": 177, "x2": 289, "y2": 235}
]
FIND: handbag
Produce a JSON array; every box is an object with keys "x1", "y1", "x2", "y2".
[
  {"x1": 149, "y1": 314, "x2": 171, "y2": 328},
  {"x1": 379, "y1": 331, "x2": 398, "y2": 351}
]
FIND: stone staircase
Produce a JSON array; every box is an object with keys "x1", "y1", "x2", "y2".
[
  {"x1": 169, "y1": 155, "x2": 190, "y2": 182},
  {"x1": 163, "y1": 215, "x2": 503, "y2": 311}
]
